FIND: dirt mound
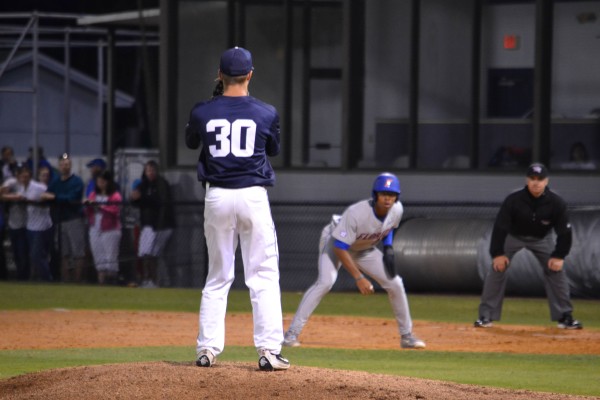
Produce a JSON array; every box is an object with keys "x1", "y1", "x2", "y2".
[{"x1": 0, "y1": 361, "x2": 592, "y2": 400}]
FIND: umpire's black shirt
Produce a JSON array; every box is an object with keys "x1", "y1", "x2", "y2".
[{"x1": 490, "y1": 186, "x2": 572, "y2": 259}]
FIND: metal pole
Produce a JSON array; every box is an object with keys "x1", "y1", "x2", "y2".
[
  {"x1": 282, "y1": 0, "x2": 293, "y2": 167},
  {"x1": 0, "y1": 16, "x2": 36, "y2": 81},
  {"x1": 106, "y1": 29, "x2": 115, "y2": 170},
  {"x1": 469, "y1": 0, "x2": 482, "y2": 169},
  {"x1": 408, "y1": 0, "x2": 420, "y2": 169},
  {"x1": 97, "y1": 40, "x2": 104, "y2": 160},
  {"x1": 159, "y1": 0, "x2": 178, "y2": 167},
  {"x1": 533, "y1": 0, "x2": 553, "y2": 165},
  {"x1": 301, "y1": 0, "x2": 311, "y2": 165},
  {"x1": 63, "y1": 28, "x2": 71, "y2": 154},
  {"x1": 32, "y1": 12, "x2": 39, "y2": 179},
  {"x1": 341, "y1": 0, "x2": 365, "y2": 170}
]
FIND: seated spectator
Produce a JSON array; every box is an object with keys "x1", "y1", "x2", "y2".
[
  {"x1": 488, "y1": 146, "x2": 532, "y2": 168},
  {"x1": 560, "y1": 142, "x2": 597, "y2": 170},
  {"x1": 85, "y1": 170, "x2": 122, "y2": 284}
]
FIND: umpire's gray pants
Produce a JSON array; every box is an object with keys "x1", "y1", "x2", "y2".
[{"x1": 478, "y1": 234, "x2": 573, "y2": 322}]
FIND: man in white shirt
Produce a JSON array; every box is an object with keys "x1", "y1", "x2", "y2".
[{"x1": 2, "y1": 166, "x2": 53, "y2": 281}]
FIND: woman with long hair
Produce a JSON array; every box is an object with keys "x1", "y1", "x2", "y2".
[{"x1": 85, "y1": 170, "x2": 122, "y2": 284}]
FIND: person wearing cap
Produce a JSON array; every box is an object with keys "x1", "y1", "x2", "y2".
[
  {"x1": 85, "y1": 158, "x2": 108, "y2": 197},
  {"x1": 25, "y1": 146, "x2": 53, "y2": 178},
  {"x1": 41, "y1": 153, "x2": 86, "y2": 283},
  {"x1": 185, "y1": 47, "x2": 290, "y2": 371},
  {"x1": 474, "y1": 163, "x2": 582, "y2": 330}
]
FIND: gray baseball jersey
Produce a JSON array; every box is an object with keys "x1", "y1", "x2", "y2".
[{"x1": 331, "y1": 199, "x2": 403, "y2": 251}]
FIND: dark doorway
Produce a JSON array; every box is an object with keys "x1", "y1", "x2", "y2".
[{"x1": 487, "y1": 68, "x2": 534, "y2": 118}]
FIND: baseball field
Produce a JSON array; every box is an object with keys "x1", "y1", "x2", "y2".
[{"x1": 1, "y1": 282, "x2": 599, "y2": 399}]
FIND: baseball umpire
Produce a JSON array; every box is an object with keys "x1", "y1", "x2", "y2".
[
  {"x1": 185, "y1": 47, "x2": 290, "y2": 371},
  {"x1": 283, "y1": 173, "x2": 426, "y2": 349},
  {"x1": 474, "y1": 163, "x2": 583, "y2": 329}
]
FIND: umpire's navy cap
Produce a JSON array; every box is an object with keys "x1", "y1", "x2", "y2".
[
  {"x1": 219, "y1": 47, "x2": 253, "y2": 76},
  {"x1": 526, "y1": 163, "x2": 548, "y2": 179}
]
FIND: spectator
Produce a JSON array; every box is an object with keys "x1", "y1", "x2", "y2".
[
  {"x1": 85, "y1": 158, "x2": 108, "y2": 197},
  {"x1": 560, "y1": 142, "x2": 597, "y2": 170},
  {"x1": 1, "y1": 146, "x2": 19, "y2": 182},
  {"x1": 130, "y1": 160, "x2": 174, "y2": 288},
  {"x1": 85, "y1": 170, "x2": 122, "y2": 284},
  {"x1": 37, "y1": 166, "x2": 59, "y2": 280},
  {"x1": 25, "y1": 146, "x2": 53, "y2": 177},
  {"x1": 0, "y1": 208, "x2": 5, "y2": 280},
  {"x1": 0, "y1": 146, "x2": 17, "y2": 280},
  {"x1": 0, "y1": 165, "x2": 29, "y2": 280},
  {"x1": 18, "y1": 165, "x2": 52, "y2": 281},
  {"x1": 41, "y1": 153, "x2": 86, "y2": 283}
]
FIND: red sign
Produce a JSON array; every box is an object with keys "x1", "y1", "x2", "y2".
[{"x1": 503, "y1": 34, "x2": 519, "y2": 50}]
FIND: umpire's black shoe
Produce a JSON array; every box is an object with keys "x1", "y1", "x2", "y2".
[
  {"x1": 474, "y1": 317, "x2": 493, "y2": 328},
  {"x1": 557, "y1": 314, "x2": 583, "y2": 330}
]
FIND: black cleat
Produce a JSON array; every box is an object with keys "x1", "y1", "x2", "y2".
[
  {"x1": 557, "y1": 314, "x2": 583, "y2": 330},
  {"x1": 474, "y1": 317, "x2": 493, "y2": 328}
]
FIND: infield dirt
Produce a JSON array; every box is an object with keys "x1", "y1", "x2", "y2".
[{"x1": 1, "y1": 310, "x2": 599, "y2": 399}]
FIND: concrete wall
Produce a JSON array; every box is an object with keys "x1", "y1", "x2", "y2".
[{"x1": 167, "y1": 168, "x2": 600, "y2": 205}]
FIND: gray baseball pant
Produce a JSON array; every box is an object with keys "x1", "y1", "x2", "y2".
[
  {"x1": 478, "y1": 234, "x2": 573, "y2": 321},
  {"x1": 287, "y1": 235, "x2": 414, "y2": 337}
]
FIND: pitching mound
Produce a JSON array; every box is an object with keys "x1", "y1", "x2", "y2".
[
  {"x1": 1, "y1": 310, "x2": 598, "y2": 399},
  {"x1": 0, "y1": 361, "x2": 593, "y2": 400}
]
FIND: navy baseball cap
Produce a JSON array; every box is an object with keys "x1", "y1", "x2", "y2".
[
  {"x1": 219, "y1": 47, "x2": 253, "y2": 76},
  {"x1": 86, "y1": 158, "x2": 107, "y2": 169},
  {"x1": 526, "y1": 163, "x2": 548, "y2": 179}
]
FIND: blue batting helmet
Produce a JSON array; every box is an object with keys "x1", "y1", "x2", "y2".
[{"x1": 372, "y1": 172, "x2": 401, "y2": 200}]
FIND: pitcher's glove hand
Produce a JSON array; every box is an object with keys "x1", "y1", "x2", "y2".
[{"x1": 383, "y1": 245, "x2": 397, "y2": 279}]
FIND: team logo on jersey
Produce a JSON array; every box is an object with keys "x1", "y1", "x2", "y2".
[
  {"x1": 340, "y1": 231, "x2": 347, "y2": 238},
  {"x1": 357, "y1": 228, "x2": 391, "y2": 241}
]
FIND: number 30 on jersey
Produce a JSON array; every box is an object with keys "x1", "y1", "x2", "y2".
[{"x1": 207, "y1": 119, "x2": 256, "y2": 157}]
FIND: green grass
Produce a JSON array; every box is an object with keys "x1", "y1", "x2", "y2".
[
  {"x1": 1, "y1": 282, "x2": 599, "y2": 396},
  {"x1": 1, "y1": 346, "x2": 598, "y2": 396},
  {"x1": 1, "y1": 283, "x2": 599, "y2": 328}
]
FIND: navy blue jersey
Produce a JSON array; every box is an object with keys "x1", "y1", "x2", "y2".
[{"x1": 185, "y1": 95, "x2": 280, "y2": 188}]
